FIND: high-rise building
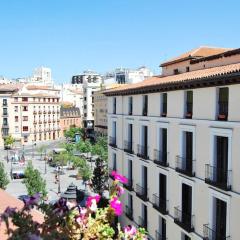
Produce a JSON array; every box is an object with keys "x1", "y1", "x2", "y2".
[{"x1": 105, "y1": 47, "x2": 240, "y2": 240}]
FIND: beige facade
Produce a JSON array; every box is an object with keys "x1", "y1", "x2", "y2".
[
  {"x1": 0, "y1": 84, "x2": 61, "y2": 147},
  {"x1": 106, "y1": 47, "x2": 240, "y2": 240}
]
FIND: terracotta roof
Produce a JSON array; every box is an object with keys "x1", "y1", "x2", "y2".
[
  {"x1": 0, "y1": 84, "x2": 23, "y2": 92},
  {"x1": 0, "y1": 189, "x2": 44, "y2": 240},
  {"x1": 160, "y1": 46, "x2": 232, "y2": 67},
  {"x1": 26, "y1": 85, "x2": 59, "y2": 91},
  {"x1": 104, "y1": 62, "x2": 240, "y2": 96}
]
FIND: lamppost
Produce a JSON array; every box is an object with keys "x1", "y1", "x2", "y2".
[
  {"x1": 7, "y1": 148, "x2": 9, "y2": 163},
  {"x1": 22, "y1": 144, "x2": 25, "y2": 161},
  {"x1": 57, "y1": 165, "x2": 61, "y2": 194}
]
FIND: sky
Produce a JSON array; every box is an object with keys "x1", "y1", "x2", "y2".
[{"x1": 0, "y1": 0, "x2": 239, "y2": 83}]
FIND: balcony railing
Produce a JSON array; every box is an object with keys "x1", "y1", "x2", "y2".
[
  {"x1": 175, "y1": 156, "x2": 195, "y2": 177},
  {"x1": 153, "y1": 150, "x2": 168, "y2": 167},
  {"x1": 33, "y1": 111, "x2": 37, "y2": 115},
  {"x1": 185, "y1": 103, "x2": 193, "y2": 119},
  {"x1": 123, "y1": 177, "x2": 133, "y2": 191},
  {"x1": 136, "y1": 184, "x2": 148, "y2": 201},
  {"x1": 155, "y1": 230, "x2": 167, "y2": 240},
  {"x1": 124, "y1": 140, "x2": 133, "y2": 154},
  {"x1": 203, "y1": 224, "x2": 230, "y2": 240},
  {"x1": 109, "y1": 136, "x2": 117, "y2": 148},
  {"x1": 138, "y1": 216, "x2": 147, "y2": 230},
  {"x1": 2, "y1": 124, "x2": 9, "y2": 129},
  {"x1": 142, "y1": 107, "x2": 148, "y2": 116},
  {"x1": 38, "y1": 110, "x2": 42, "y2": 114},
  {"x1": 137, "y1": 144, "x2": 149, "y2": 160},
  {"x1": 109, "y1": 168, "x2": 115, "y2": 180},
  {"x1": 152, "y1": 194, "x2": 168, "y2": 215},
  {"x1": 218, "y1": 101, "x2": 228, "y2": 121},
  {"x1": 48, "y1": 110, "x2": 51, "y2": 114},
  {"x1": 205, "y1": 164, "x2": 232, "y2": 191},
  {"x1": 125, "y1": 205, "x2": 133, "y2": 220},
  {"x1": 161, "y1": 103, "x2": 167, "y2": 117},
  {"x1": 174, "y1": 207, "x2": 194, "y2": 232}
]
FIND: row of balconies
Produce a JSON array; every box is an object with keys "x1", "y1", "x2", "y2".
[
  {"x1": 109, "y1": 138, "x2": 232, "y2": 192},
  {"x1": 33, "y1": 119, "x2": 60, "y2": 124},
  {"x1": 124, "y1": 190, "x2": 230, "y2": 239},
  {"x1": 33, "y1": 110, "x2": 60, "y2": 115},
  {"x1": 33, "y1": 127, "x2": 61, "y2": 133}
]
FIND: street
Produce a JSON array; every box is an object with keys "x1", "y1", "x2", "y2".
[{"x1": 1, "y1": 140, "x2": 87, "y2": 202}]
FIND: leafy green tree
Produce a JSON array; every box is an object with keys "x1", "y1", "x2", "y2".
[
  {"x1": 92, "y1": 136, "x2": 108, "y2": 161},
  {"x1": 64, "y1": 127, "x2": 84, "y2": 140},
  {"x1": 24, "y1": 162, "x2": 47, "y2": 198},
  {"x1": 91, "y1": 158, "x2": 108, "y2": 196},
  {"x1": 4, "y1": 135, "x2": 15, "y2": 147},
  {"x1": 78, "y1": 164, "x2": 92, "y2": 182},
  {"x1": 0, "y1": 162, "x2": 9, "y2": 189},
  {"x1": 53, "y1": 152, "x2": 71, "y2": 166},
  {"x1": 75, "y1": 140, "x2": 92, "y2": 153}
]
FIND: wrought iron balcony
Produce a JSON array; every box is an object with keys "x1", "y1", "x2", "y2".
[
  {"x1": 203, "y1": 224, "x2": 230, "y2": 240},
  {"x1": 33, "y1": 110, "x2": 37, "y2": 115},
  {"x1": 48, "y1": 110, "x2": 51, "y2": 114},
  {"x1": 109, "y1": 136, "x2": 117, "y2": 148},
  {"x1": 138, "y1": 216, "x2": 147, "y2": 230},
  {"x1": 218, "y1": 101, "x2": 228, "y2": 121},
  {"x1": 155, "y1": 230, "x2": 167, "y2": 240},
  {"x1": 205, "y1": 164, "x2": 232, "y2": 191},
  {"x1": 142, "y1": 107, "x2": 148, "y2": 116},
  {"x1": 136, "y1": 184, "x2": 148, "y2": 201},
  {"x1": 2, "y1": 124, "x2": 9, "y2": 129},
  {"x1": 137, "y1": 144, "x2": 149, "y2": 160},
  {"x1": 125, "y1": 205, "x2": 133, "y2": 221},
  {"x1": 2, "y1": 112, "x2": 8, "y2": 117},
  {"x1": 153, "y1": 150, "x2": 168, "y2": 167},
  {"x1": 174, "y1": 207, "x2": 194, "y2": 232},
  {"x1": 38, "y1": 110, "x2": 42, "y2": 114},
  {"x1": 128, "y1": 109, "x2": 132, "y2": 115},
  {"x1": 185, "y1": 103, "x2": 193, "y2": 119},
  {"x1": 124, "y1": 140, "x2": 133, "y2": 154},
  {"x1": 123, "y1": 177, "x2": 133, "y2": 191},
  {"x1": 152, "y1": 194, "x2": 168, "y2": 215},
  {"x1": 108, "y1": 168, "x2": 115, "y2": 180},
  {"x1": 175, "y1": 156, "x2": 195, "y2": 177}
]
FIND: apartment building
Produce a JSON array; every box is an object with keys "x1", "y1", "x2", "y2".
[
  {"x1": 105, "y1": 47, "x2": 240, "y2": 240},
  {"x1": 0, "y1": 84, "x2": 61, "y2": 147},
  {"x1": 60, "y1": 106, "x2": 81, "y2": 136},
  {"x1": 94, "y1": 84, "x2": 121, "y2": 136}
]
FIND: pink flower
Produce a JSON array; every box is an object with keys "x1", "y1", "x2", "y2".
[
  {"x1": 117, "y1": 186, "x2": 124, "y2": 197},
  {"x1": 110, "y1": 197, "x2": 122, "y2": 216},
  {"x1": 86, "y1": 195, "x2": 100, "y2": 212},
  {"x1": 124, "y1": 225, "x2": 137, "y2": 236},
  {"x1": 111, "y1": 171, "x2": 128, "y2": 184}
]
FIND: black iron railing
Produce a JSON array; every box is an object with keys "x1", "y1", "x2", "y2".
[
  {"x1": 185, "y1": 103, "x2": 193, "y2": 119},
  {"x1": 218, "y1": 101, "x2": 228, "y2": 121},
  {"x1": 123, "y1": 177, "x2": 133, "y2": 191},
  {"x1": 152, "y1": 194, "x2": 168, "y2": 215},
  {"x1": 138, "y1": 216, "x2": 147, "y2": 230},
  {"x1": 155, "y1": 230, "x2": 167, "y2": 240},
  {"x1": 137, "y1": 144, "x2": 149, "y2": 159},
  {"x1": 109, "y1": 136, "x2": 117, "y2": 148},
  {"x1": 175, "y1": 156, "x2": 195, "y2": 177},
  {"x1": 205, "y1": 164, "x2": 232, "y2": 191},
  {"x1": 142, "y1": 107, "x2": 148, "y2": 116},
  {"x1": 203, "y1": 224, "x2": 230, "y2": 240},
  {"x1": 161, "y1": 102, "x2": 167, "y2": 117},
  {"x1": 154, "y1": 150, "x2": 168, "y2": 167},
  {"x1": 125, "y1": 205, "x2": 133, "y2": 220},
  {"x1": 174, "y1": 207, "x2": 194, "y2": 232},
  {"x1": 136, "y1": 184, "x2": 148, "y2": 201},
  {"x1": 124, "y1": 140, "x2": 134, "y2": 154}
]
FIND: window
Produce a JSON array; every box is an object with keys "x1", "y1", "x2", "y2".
[
  {"x1": 23, "y1": 126, "x2": 28, "y2": 131},
  {"x1": 186, "y1": 66, "x2": 190, "y2": 72},
  {"x1": 128, "y1": 97, "x2": 133, "y2": 115},
  {"x1": 24, "y1": 136, "x2": 28, "y2": 142},
  {"x1": 23, "y1": 116, "x2": 28, "y2": 121},
  {"x1": 142, "y1": 95, "x2": 148, "y2": 116},
  {"x1": 113, "y1": 97, "x2": 116, "y2": 114},
  {"x1": 3, "y1": 99, "x2": 7, "y2": 106},
  {"x1": 84, "y1": 105, "x2": 87, "y2": 109},
  {"x1": 14, "y1": 106, "x2": 18, "y2": 112},
  {"x1": 15, "y1": 126, "x2": 19, "y2": 133},
  {"x1": 14, "y1": 97, "x2": 18, "y2": 102},
  {"x1": 137, "y1": 126, "x2": 148, "y2": 159},
  {"x1": 218, "y1": 87, "x2": 228, "y2": 121},
  {"x1": 161, "y1": 93, "x2": 167, "y2": 117},
  {"x1": 3, "y1": 108, "x2": 7, "y2": 115},
  {"x1": 3, "y1": 118, "x2": 8, "y2": 126},
  {"x1": 15, "y1": 116, "x2": 19, "y2": 122},
  {"x1": 23, "y1": 106, "x2": 28, "y2": 111},
  {"x1": 22, "y1": 97, "x2": 28, "y2": 102},
  {"x1": 173, "y1": 69, "x2": 179, "y2": 75},
  {"x1": 156, "y1": 216, "x2": 167, "y2": 240},
  {"x1": 185, "y1": 91, "x2": 193, "y2": 118}
]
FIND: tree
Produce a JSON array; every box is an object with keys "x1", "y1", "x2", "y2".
[
  {"x1": 64, "y1": 127, "x2": 84, "y2": 140},
  {"x1": 75, "y1": 140, "x2": 92, "y2": 153},
  {"x1": 4, "y1": 135, "x2": 15, "y2": 147},
  {"x1": 24, "y1": 162, "x2": 47, "y2": 198},
  {"x1": 91, "y1": 158, "x2": 108, "y2": 196},
  {"x1": 0, "y1": 162, "x2": 9, "y2": 189},
  {"x1": 78, "y1": 163, "x2": 92, "y2": 182},
  {"x1": 92, "y1": 136, "x2": 108, "y2": 161}
]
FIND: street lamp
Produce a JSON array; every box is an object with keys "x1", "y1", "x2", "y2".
[{"x1": 57, "y1": 166, "x2": 61, "y2": 194}]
